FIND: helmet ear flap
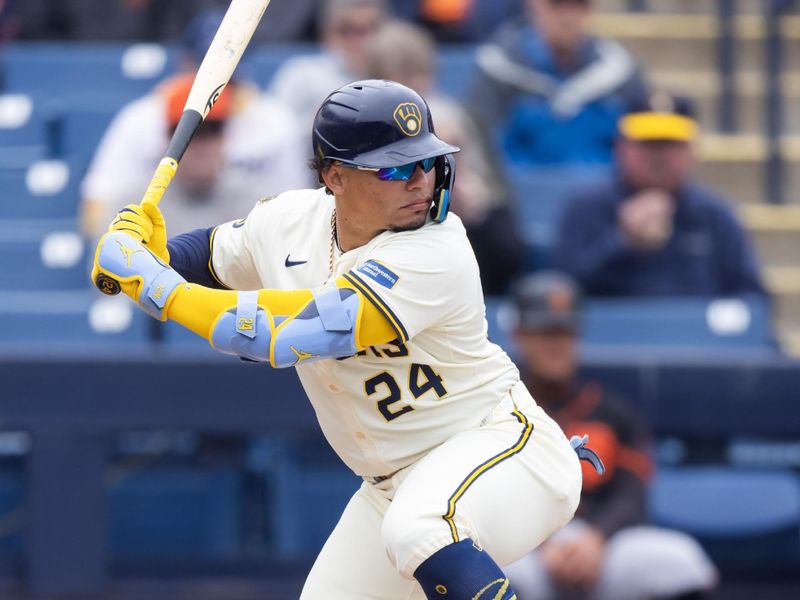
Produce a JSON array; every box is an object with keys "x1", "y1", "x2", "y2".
[{"x1": 430, "y1": 155, "x2": 456, "y2": 223}]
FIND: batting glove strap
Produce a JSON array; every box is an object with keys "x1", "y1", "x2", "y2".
[
  {"x1": 211, "y1": 291, "x2": 273, "y2": 362},
  {"x1": 140, "y1": 269, "x2": 187, "y2": 320}
]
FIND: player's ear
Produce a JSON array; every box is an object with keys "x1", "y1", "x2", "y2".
[{"x1": 321, "y1": 164, "x2": 346, "y2": 195}]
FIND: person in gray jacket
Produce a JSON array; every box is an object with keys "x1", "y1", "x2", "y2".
[{"x1": 468, "y1": 0, "x2": 648, "y2": 166}]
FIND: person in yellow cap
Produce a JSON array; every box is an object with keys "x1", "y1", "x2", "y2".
[{"x1": 553, "y1": 91, "x2": 767, "y2": 299}]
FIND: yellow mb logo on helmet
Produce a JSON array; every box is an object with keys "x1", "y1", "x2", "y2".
[{"x1": 394, "y1": 102, "x2": 422, "y2": 137}]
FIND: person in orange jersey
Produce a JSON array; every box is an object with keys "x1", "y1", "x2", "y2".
[
  {"x1": 81, "y1": 9, "x2": 307, "y2": 240},
  {"x1": 504, "y1": 271, "x2": 718, "y2": 600}
]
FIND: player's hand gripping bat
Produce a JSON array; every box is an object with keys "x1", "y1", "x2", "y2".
[{"x1": 94, "y1": 0, "x2": 272, "y2": 296}]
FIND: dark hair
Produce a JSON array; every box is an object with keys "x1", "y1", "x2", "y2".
[{"x1": 307, "y1": 156, "x2": 336, "y2": 195}]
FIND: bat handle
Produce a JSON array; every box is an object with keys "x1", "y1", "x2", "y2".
[
  {"x1": 93, "y1": 156, "x2": 179, "y2": 295},
  {"x1": 140, "y1": 157, "x2": 179, "y2": 207}
]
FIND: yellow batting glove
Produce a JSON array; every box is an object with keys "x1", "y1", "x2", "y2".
[
  {"x1": 108, "y1": 202, "x2": 170, "y2": 264},
  {"x1": 141, "y1": 201, "x2": 169, "y2": 263}
]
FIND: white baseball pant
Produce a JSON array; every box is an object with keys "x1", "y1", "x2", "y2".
[{"x1": 301, "y1": 382, "x2": 583, "y2": 599}]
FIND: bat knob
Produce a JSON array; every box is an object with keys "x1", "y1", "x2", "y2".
[{"x1": 95, "y1": 274, "x2": 121, "y2": 296}]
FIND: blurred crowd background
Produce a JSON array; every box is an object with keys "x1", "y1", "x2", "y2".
[{"x1": 0, "y1": 0, "x2": 799, "y2": 599}]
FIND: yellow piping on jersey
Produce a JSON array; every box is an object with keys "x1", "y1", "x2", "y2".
[
  {"x1": 342, "y1": 272, "x2": 409, "y2": 343},
  {"x1": 336, "y1": 275, "x2": 399, "y2": 348},
  {"x1": 443, "y1": 409, "x2": 534, "y2": 543}
]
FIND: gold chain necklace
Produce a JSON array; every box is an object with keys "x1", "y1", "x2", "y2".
[{"x1": 329, "y1": 208, "x2": 338, "y2": 275}]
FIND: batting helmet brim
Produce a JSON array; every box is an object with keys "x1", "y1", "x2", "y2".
[{"x1": 340, "y1": 132, "x2": 460, "y2": 169}]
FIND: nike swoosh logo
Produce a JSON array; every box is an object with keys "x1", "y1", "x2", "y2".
[{"x1": 285, "y1": 254, "x2": 308, "y2": 268}]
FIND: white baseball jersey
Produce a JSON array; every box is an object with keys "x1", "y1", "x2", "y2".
[{"x1": 211, "y1": 187, "x2": 520, "y2": 478}]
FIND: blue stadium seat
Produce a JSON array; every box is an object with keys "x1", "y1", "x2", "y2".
[
  {"x1": 0, "y1": 217, "x2": 152, "y2": 346},
  {"x1": 581, "y1": 295, "x2": 776, "y2": 352},
  {"x1": 55, "y1": 105, "x2": 121, "y2": 165},
  {"x1": 506, "y1": 166, "x2": 609, "y2": 269},
  {"x1": 0, "y1": 93, "x2": 52, "y2": 161},
  {"x1": 0, "y1": 222, "x2": 88, "y2": 290},
  {"x1": 249, "y1": 436, "x2": 359, "y2": 558},
  {"x1": 0, "y1": 145, "x2": 47, "y2": 169},
  {"x1": 0, "y1": 160, "x2": 83, "y2": 220},
  {"x1": 486, "y1": 295, "x2": 777, "y2": 360},
  {"x1": 109, "y1": 467, "x2": 241, "y2": 560},
  {"x1": 4, "y1": 44, "x2": 175, "y2": 101},
  {"x1": 437, "y1": 47, "x2": 478, "y2": 97},
  {"x1": 0, "y1": 290, "x2": 150, "y2": 346},
  {"x1": 649, "y1": 467, "x2": 800, "y2": 574},
  {"x1": 483, "y1": 295, "x2": 517, "y2": 356},
  {"x1": 508, "y1": 165, "x2": 610, "y2": 246},
  {"x1": 0, "y1": 466, "x2": 25, "y2": 558}
]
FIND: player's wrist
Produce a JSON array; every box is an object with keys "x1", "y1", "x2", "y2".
[{"x1": 138, "y1": 267, "x2": 185, "y2": 321}]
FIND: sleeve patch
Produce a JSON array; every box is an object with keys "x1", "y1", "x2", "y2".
[{"x1": 356, "y1": 260, "x2": 399, "y2": 289}]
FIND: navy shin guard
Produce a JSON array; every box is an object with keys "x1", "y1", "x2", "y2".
[{"x1": 413, "y1": 539, "x2": 516, "y2": 599}]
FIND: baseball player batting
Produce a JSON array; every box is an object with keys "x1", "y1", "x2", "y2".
[{"x1": 91, "y1": 80, "x2": 603, "y2": 600}]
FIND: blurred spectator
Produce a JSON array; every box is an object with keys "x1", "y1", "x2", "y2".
[
  {"x1": 0, "y1": 0, "x2": 16, "y2": 40},
  {"x1": 468, "y1": 0, "x2": 647, "y2": 166},
  {"x1": 504, "y1": 272, "x2": 719, "y2": 600},
  {"x1": 554, "y1": 92, "x2": 768, "y2": 298},
  {"x1": 15, "y1": 0, "x2": 208, "y2": 41},
  {"x1": 390, "y1": 0, "x2": 524, "y2": 43},
  {"x1": 269, "y1": 0, "x2": 388, "y2": 130},
  {"x1": 246, "y1": 0, "x2": 320, "y2": 43},
  {"x1": 366, "y1": 20, "x2": 524, "y2": 293},
  {"x1": 0, "y1": 0, "x2": 18, "y2": 89},
  {"x1": 80, "y1": 10, "x2": 307, "y2": 239},
  {"x1": 14, "y1": 0, "x2": 321, "y2": 43}
]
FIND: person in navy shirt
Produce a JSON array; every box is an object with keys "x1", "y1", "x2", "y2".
[{"x1": 554, "y1": 92, "x2": 767, "y2": 298}]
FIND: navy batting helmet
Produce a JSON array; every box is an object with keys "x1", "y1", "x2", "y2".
[{"x1": 312, "y1": 79, "x2": 460, "y2": 222}]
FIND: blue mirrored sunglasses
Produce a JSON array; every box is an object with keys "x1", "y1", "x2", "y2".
[{"x1": 352, "y1": 157, "x2": 437, "y2": 181}]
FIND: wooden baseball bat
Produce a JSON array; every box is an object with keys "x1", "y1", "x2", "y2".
[{"x1": 95, "y1": 0, "x2": 272, "y2": 295}]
